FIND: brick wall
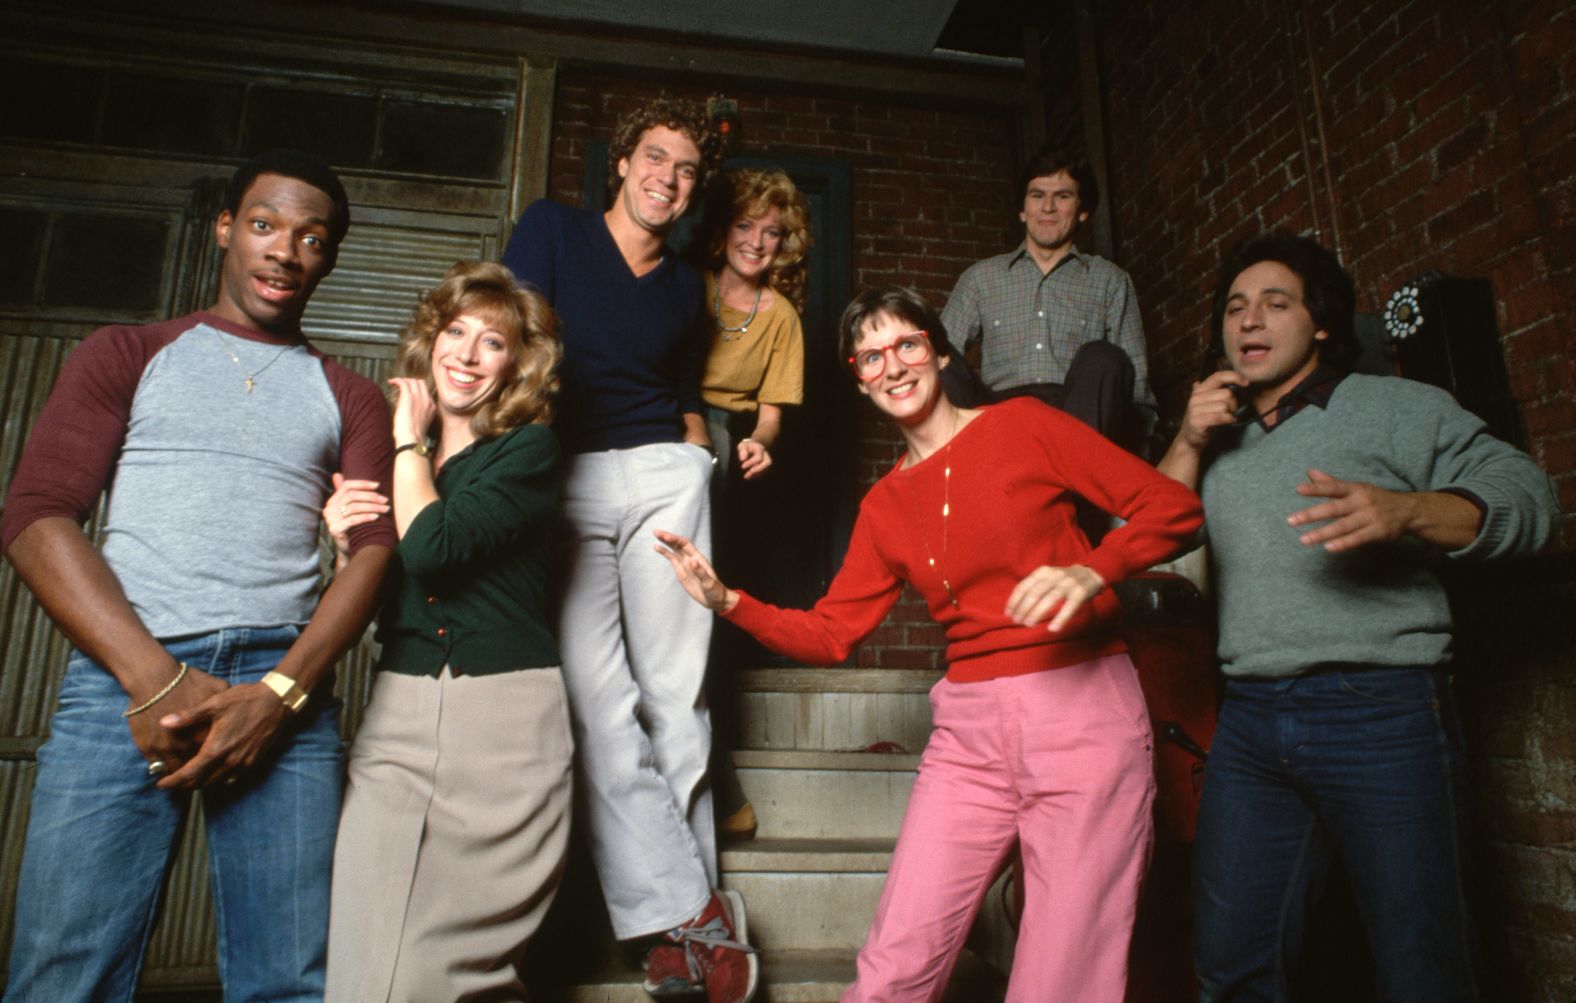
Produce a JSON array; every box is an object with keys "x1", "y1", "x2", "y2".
[
  {"x1": 1103, "y1": 0, "x2": 1575, "y2": 543},
  {"x1": 546, "y1": 71, "x2": 1022, "y2": 669},
  {"x1": 1099, "y1": 1, "x2": 1576, "y2": 997}
]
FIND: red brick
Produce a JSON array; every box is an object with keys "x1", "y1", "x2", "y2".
[{"x1": 1521, "y1": 397, "x2": 1576, "y2": 438}]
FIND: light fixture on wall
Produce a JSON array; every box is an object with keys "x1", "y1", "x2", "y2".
[{"x1": 708, "y1": 96, "x2": 740, "y2": 157}]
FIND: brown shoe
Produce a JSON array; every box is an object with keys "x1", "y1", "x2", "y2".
[{"x1": 719, "y1": 802, "x2": 759, "y2": 840}]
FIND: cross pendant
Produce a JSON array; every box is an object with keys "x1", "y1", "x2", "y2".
[{"x1": 244, "y1": 378, "x2": 255, "y2": 394}]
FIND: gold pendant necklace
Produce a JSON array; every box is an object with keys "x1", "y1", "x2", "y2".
[
  {"x1": 907, "y1": 410, "x2": 961, "y2": 610},
  {"x1": 221, "y1": 336, "x2": 293, "y2": 394}
]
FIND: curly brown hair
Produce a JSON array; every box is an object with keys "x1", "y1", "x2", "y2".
[
  {"x1": 696, "y1": 168, "x2": 812, "y2": 312},
  {"x1": 605, "y1": 96, "x2": 721, "y2": 203},
  {"x1": 397, "y1": 261, "x2": 561, "y2": 440}
]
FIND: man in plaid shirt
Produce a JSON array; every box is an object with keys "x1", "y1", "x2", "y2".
[{"x1": 941, "y1": 149, "x2": 1154, "y2": 449}]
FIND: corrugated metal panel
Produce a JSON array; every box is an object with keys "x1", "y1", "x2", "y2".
[
  {"x1": 0, "y1": 760, "x2": 35, "y2": 976},
  {"x1": 0, "y1": 331, "x2": 96, "y2": 741},
  {"x1": 300, "y1": 210, "x2": 500, "y2": 344}
]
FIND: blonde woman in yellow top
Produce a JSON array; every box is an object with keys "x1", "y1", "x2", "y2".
[
  {"x1": 697, "y1": 168, "x2": 811, "y2": 479},
  {"x1": 693, "y1": 168, "x2": 811, "y2": 839}
]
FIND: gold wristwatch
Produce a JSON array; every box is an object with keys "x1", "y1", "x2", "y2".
[{"x1": 260, "y1": 671, "x2": 310, "y2": 713}]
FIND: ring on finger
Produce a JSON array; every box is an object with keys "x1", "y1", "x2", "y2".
[{"x1": 147, "y1": 759, "x2": 168, "y2": 777}]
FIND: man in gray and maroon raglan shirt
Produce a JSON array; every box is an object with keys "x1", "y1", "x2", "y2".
[{"x1": 1, "y1": 149, "x2": 394, "y2": 1002}]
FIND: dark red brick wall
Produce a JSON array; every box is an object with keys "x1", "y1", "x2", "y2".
[
  {"x1": 1099, "y1": 2, "x2": 1576, "y2": 997},
  {"x1": 546, "y1": 72, "x2": 1022, "y2": 670}
]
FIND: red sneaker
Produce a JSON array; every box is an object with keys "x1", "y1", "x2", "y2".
[
  {"x1": 642, "y1": 938, "x2": 697, "y2": 997},
  {"x1": 684, "y1": 890, "x2": 758, "y2": 1003}
]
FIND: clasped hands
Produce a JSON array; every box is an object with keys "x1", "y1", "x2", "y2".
[{"x1": 129, "y1": 666, "x2": 292, "y2": 791}]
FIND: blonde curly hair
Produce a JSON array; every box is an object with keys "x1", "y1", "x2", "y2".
[
  {"x1": 397, "y1": 261, "x2": 561, "y2": 440},
  {"x1": 697, "y1": 168, "x2": 812, "y2": 312}
]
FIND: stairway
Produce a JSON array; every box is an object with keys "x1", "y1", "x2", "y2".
[{"x1": 531, "y1": 667, "x2": 1012, "y2": 1002}]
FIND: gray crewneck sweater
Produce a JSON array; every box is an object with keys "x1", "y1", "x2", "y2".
[{"x1": 1202, "y1": 374, "x2": 1560, "y2": 678}]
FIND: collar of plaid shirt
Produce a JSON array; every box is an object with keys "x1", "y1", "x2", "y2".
[
  {"x1": 1241, "y1": 364, "x2": 1348, "y2": 431},
  {"x1": 1008, "y1": 243, "x2": 1089, "y2": 275}
]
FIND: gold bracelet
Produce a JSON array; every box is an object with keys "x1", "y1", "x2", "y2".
[{"x1": 123, "y1": 662, "x2": 190, "y2": 718}]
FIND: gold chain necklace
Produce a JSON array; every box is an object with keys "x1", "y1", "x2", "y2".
[
  {"x1": 220, "y1": 336, "x2": 294, "y2": 394},
  {"x1": 907, "y1": 409, "x2": 961, "y2": 610}
]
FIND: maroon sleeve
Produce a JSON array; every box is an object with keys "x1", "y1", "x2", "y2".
[
  {"x1": 1, "y1": 320, "x2": 184, "y2": 550},
  {"x1": 321, "y1": 359, "x2": 397, "y2": 554}
]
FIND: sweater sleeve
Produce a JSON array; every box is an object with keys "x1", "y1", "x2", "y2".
[
  {"x1": 1, "y1": 325, "x2": 152, "y2": 549},
  {"x1": 502, "y1": 199, "x2": 558, "y2": 303},
  {"x1": 1403, "y1": 382, "x2": 1562, "y2": 561},
  {"x1": 397, "y1": 425, "x2": 560, "y2": 579},
  {"x1": 721, "y1": 512, "x2": 903, "y2": 665},
  {"x1": 1024, "y1": 401, "x2": 1204, "y2": 585}
]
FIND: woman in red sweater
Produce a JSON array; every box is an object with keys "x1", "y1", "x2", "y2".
[{"x1": 656, "y1": 286, "x2": 1202, "y2": 1003}]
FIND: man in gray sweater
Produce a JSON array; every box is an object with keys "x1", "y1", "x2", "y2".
[{"x1": 1158, "y1": 232, "x2": 1560, "y2": 1002}]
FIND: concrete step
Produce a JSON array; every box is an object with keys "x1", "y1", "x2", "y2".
[
  {"x1": 550, "y1": 947, "x2": 1007, "y2": 1002},
  {"x1": 721, "y1": 838, "x2": 894, "y2": 952},
  {"x1": 731, "y1": 750, "x2": 919, "y2": 840},
  {"x1": 727, "y1": 668, "x2": 940, "y2": 754}
]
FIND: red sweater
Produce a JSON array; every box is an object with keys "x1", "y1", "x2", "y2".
[{"x1": 723, "y1": 397, "x2": 1203, "y2": 682}]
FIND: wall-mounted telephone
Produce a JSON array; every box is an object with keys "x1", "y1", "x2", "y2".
[{"x1": 1381, "y1": 275, "x2": 1527, "y2": 449}]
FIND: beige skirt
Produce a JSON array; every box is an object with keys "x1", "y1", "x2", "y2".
[{"x1": 325, "y1": 667, "x2": 574, "y2": 1003}]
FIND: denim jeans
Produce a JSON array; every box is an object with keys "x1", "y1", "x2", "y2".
[
  {"x1": 1191, "y1": 666, "x2": 1480, "y2": 1002},
  {"x1": 5, "y1": 626, "x2": 343, "y2": 1003}
]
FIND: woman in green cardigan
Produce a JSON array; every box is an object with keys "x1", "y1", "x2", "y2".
[{"x1": 320, "y1": 261, "x2": 568, "y2": 1000}]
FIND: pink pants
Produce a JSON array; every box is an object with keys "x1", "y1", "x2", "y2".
[{"x1": 843, "y1": 653, "x2": 1155, "y2": 1003}]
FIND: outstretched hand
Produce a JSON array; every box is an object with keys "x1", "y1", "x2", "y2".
[
  {"x1": 653, "y1": 530, "x2": 736, "y2": 612},
  {"x1": 1005, "y1": 564, "x2": 1106, "y2": 633},
  {"x1": 1288, "y1": 468, "x2": 1417, "y2": 553}
]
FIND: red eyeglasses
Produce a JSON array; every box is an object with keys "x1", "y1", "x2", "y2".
[{"x1": 848, "y1": 331, "x2": 934, "y2": 382}]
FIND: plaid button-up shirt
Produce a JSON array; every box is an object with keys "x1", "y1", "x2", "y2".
[{"x1": 941, "y1": 244, "x2": 1154, "y2": 411}]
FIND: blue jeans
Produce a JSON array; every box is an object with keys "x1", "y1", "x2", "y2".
[
  {"x1": 1192, "y1": 666, "x2": 1480, "y2": 1003},
  {"x1": 4, "y1": 627, "x2": 342, "y2": 1002}
]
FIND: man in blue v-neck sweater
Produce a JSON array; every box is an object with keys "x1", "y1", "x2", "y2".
[{"x1": 503, "y1": 97, "x2": 759, "y2": 1003}]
